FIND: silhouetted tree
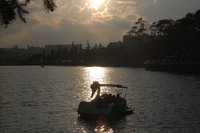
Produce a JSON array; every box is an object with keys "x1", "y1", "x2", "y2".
[
  {"x1": 92, "y1": 44, "x2": 98, "y2": 50},
  {"x1": 127, "y1": 17, "x2": 147, "y2": 36},
  {"x1": 136, "y1": 17, "x2": 147, "y2": 36},
  {"x1": 154, "y1": 19, "x2": 175, "y2": 36},
  {"x1": 0, "y1": 0, "x2": 56, "y2": 28},
  {"x1": 127, "y1": 25, "x2": 137, "y2": 36},
  {"x1": 150, "y1": 22, "x2": 158, "y2": 36},
  {"x1": 98, "y1": 43, "x2": 103, "y2": 49},
  {"x1": 170, "y1": 10, "x2": 200, "y2": 46}
]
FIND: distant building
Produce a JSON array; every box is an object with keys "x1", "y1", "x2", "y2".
[
  {"x1": 107, "y1": 41, "x2": 123, "y2": 48},
  {"x1": 0, "y1": 43, "x2": 83, "y2": 65},
  {"x1": 44, "y1": 42, "x2": 82, "y2": 56},
  {"x1": 27, "y1": 44, "x2": 44, "y2": 56},
  {"x1": 0, "y1": 46, "x2": 31, "y2": 65}
]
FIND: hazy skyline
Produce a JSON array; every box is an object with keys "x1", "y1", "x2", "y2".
[{"x1": 0, "y1": 0, "x2": 200, "y2": 48}]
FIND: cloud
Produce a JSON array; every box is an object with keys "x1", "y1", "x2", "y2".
[
  {"x1": 1, "y1": 0, "x2": 200, "y2": 47},
  {"x1": 0, "y1": 0, "x2": 139, "y2": 47},
  {"x1": 0, "y1": 14, "x2": 131, "y2": 48}
]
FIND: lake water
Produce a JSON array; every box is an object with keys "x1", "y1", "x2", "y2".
[{"x1": 0, "y1": 66, "x2": 200, "y2": 133}]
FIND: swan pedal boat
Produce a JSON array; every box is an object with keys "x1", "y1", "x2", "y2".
[{"x1": 78, "y1": 82, "x2": 134, "y2": 118}]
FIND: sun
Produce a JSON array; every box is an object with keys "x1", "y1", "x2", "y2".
[{"x1": 89, "y1": 0, "x2": 105, "y2": 10}]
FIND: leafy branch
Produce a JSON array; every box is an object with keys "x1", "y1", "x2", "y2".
[{"x1": 0, "y1": 0, "x2": 57, "y2": 28}]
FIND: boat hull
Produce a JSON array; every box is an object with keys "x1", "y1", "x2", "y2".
[{"x1": 78, "y1": 100, "x2": 133, "y2": 118}]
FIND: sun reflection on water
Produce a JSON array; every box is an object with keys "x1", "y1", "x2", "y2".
[
  {"x1": 94, "y1": 122, "x2": 114, "y2": 133},
  {"x1": 85, "y1": 67, "x2": 107, "y2": 83},
  {"x1": 77, "y1": 120, "x2": 114, "y2": 133},
  {"x1": 82, "y1": 67, "x2": 108, "y2": 101}
]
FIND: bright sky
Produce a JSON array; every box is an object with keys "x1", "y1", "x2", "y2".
[{"x1": 0, "y1": 0, "x2": 200, "y2": 48}]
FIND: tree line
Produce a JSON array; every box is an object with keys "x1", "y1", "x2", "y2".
[
  {"x1": 79, "y1": 9, "x2": 200, "y2": 66},
  {"x1": 1, "y1": 2, "x2": 199, "y2": 66}
]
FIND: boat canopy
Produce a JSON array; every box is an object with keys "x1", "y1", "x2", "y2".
[
  {"x1": 90, "y1": 81, "x2": 128, "y2": 98},
  {"x1": 99, "y1": 84, "x2": 128, "y2": 88}
]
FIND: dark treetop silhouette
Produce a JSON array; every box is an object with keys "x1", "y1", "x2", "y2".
[{"x1": 0, "y1": 0, "x2": 56, "y2": 28}]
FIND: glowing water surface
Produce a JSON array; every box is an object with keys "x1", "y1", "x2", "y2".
[{"x1": 0, "y1": 66, "x2": 200, "y2": 133}]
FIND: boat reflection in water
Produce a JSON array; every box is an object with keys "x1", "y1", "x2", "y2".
[
  {"x1": 77, "y1": 113, "x2": 127, "y2": 133},
  {"x1": 77, "y1": 117, "x2": 115, "y2": 133},
  {"x1": 94, "y1": 123, "x2": 114, "y2": 133}
]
